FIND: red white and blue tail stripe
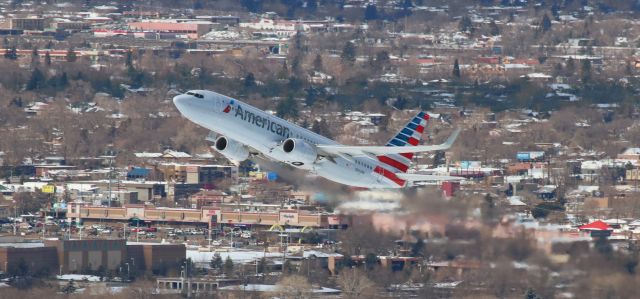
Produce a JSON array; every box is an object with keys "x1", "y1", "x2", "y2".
[{"x1": 374, "y1": 112, "x2": 430, "y2": 185}]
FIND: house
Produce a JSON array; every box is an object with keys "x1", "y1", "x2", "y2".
[
  {"x1": 535, "y1": 185, "x2": 557, "y2": 200},
  {"x1": 127, "y1": 167, "x2": 151, "y2": 180},
  {"x1": 618, "y1": 148, "x2": 640, "y2": 161}
]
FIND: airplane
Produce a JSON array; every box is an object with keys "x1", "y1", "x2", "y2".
[{"x1": 173, "y1": 90, "x2": 462, "y2": 189}]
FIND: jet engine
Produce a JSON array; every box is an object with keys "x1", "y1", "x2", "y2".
[
  {"x1": 214, "y1": 136, "x2": 250, "y2": 163},
  {"x1": 281, "y1": 138, "x2": 318, "y2": 169}
]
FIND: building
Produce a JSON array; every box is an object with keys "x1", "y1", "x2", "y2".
[
  {"x1": 51, "y1": 21, "x2": 90, "y2": 30},
  {"x1": 127, "y1": 243, "x2": 186, "y2": 274},
  {"x1": 44, "y1": 239, "x2": 126, "y2": 273},
  {"x1": 67, "y1": 203, "x2": 341, "y2": 229},
  {"x1": 0, "y1": 239, "x2": 186, "y2": 275},
  {"x1": 128, "y1": 21, "x2": 215, "y2": 38},
  {"x1": 10, "y1": 17, "x2": 45, "y2": 30},
  {"x1": 91, "y1": 180, "x2": 166, "y2": 202},
  {"x1": 0, "y1": 204, "x2": 10, "y2": 218},
  {"x1": 195, "y1": 15, "x2": 240, "y2": 26},
  {"x1": 158, "y1": 164, "x2": 237, "y2": 189},
  {"x1": 0, "y1": 243, "x2": 58, "y2": 274},
  {"x1": 190, "y1": 190, "x2": 227, "y2": 208},
  {"x1": 618, "y1": 148, "x2": 640, "y2": 161}
]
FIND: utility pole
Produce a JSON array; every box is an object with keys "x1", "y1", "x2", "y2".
[
  {"x1": 281, "y1": 234, "x2": 287, "y2": 275},
  {"x1": 108, "y1": 157, "x2": 112, "y2": 208},
  {"x1": 13, "y1": 205, "x2": 17, "y2": 236}
]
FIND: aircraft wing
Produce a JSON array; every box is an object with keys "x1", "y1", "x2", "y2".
[
  {"x1": 317, "y1": 128, "x2": 460, "y2": 157},
  {"x1": 395, "y1": 173, "x2": 464, "y2": 182}
]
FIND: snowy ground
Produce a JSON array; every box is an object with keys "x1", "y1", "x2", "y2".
[
  {"x1": 187, "y1": 250, "x2": 283, "y2": 268},
  {"x1": 56, "y1": 274, "x2": 101, "y2": 282},
  {"x1": 219, "y1": 284, "x2": 340, "y2": 293}
]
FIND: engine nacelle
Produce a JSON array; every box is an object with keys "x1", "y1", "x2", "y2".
[
  {"x1": 281, "y1": 138, "x2": 318, "y2": 169},
  {"x1": 214, "y1": 136, "x2": 249, "y2": 163}
]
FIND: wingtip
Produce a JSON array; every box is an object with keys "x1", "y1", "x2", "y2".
[{"x1": 444, "y1": 128, "x2": 461, "y2": 146}]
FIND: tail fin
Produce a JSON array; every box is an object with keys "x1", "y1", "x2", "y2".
[{"x1": 377, "y1": 111, "x2": 430, "y2": 173}]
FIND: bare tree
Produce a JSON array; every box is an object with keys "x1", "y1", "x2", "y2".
[
  {"x1": 273, "y1": 274, "x2": 312, "y2": 299},
  {"x1": 338, "y1": 269, "x2": 376, "y2": 299}
]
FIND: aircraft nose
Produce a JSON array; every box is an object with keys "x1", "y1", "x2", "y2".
[{"x1": 173, "y1": 94, "x2": 190, "y2": 113}]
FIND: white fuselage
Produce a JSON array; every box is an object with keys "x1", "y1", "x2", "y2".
[{"x1": 173, "y1": 90, "x2": 404, "y2": 188}]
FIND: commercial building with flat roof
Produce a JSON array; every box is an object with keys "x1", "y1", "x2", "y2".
[
  {"x1": 0, "y1": 243, "x2": 58, "y2": 274},
  {"x1": 44, "y1": 239, "x2": 126, "y2": 273},
  {"x1": 0, "y1": 239, "x2": 186, "y2": 275},
  {"x1": 10, "y1": 17, "x2": 45, "y2": 30},
  {"x1": 127, "y1": 242, "x2": 185, "y2": 275},
  {"x1": 128, "y1": 21, "x2": 214, "y2": 38},
  {"x1": 67, "y1": 203, "x2": 345, "y2": 228}
]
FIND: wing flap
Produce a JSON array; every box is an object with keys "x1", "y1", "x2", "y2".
[{"x1": 395, "y1": 173, "x2": 464, "y2": 182}]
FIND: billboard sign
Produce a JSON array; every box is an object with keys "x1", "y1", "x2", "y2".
[{"x1": 41, "y1": 185, "x2": 56, "y2": 194}]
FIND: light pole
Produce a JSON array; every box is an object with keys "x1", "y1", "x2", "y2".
[{"x1": 13, "y1": 204, "x2": 17, "y2": 236}]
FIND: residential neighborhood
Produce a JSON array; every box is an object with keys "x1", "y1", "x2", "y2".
[{"x1": 0, "y1": 0, "x2": 640, "y2": 298}]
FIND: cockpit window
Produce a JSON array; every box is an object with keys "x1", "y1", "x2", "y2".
[{"x1": 186, "y1": 91, "x2": 204, "y2": 98}]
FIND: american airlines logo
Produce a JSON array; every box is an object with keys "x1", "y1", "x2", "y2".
[
  {"x1": 234, "y1": 105, "x2": 291, "y2": 138},
  {"x1": 223, "y1": 105, "x2": 231, "y2": 113}
]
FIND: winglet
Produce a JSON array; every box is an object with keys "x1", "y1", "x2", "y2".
[{"x1": 441, "y1": 128, "x2": 461, "y2": 150}]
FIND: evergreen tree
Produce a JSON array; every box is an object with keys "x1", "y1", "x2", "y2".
[
  {"x1": 276, "y1": 96, "x2": 299, "y2": 119},
  {"x1": 411, "y1": 238, "x2": 424, "y2": 257},
  {"x1": 595, "y1": 236, "x2": 613, "y2": 256},
  {"x1": 541, "y1": 14, "x2": 552, "y2": 32},
  {"x1": 223, "y1": 256, "x2": 234, "y2": 276},
  {"x1": 278, "y1": 61, "x2": 289, "y2": 79},
  {"x1": 294, "y1": 31, "x2": 306, "y2": 52},
  {"x1": 210, "y1": 252, "x2": 223, "y2": 270},
  {"x1": 459, "y1": 15, "x2": 473, "y2": 33},
  {"x1": 61, "y1": 280, "x2": 77, "y2": 294},
  {"x1": 305, "y1": 87, "x2": 318, "y2": 107},
  {"x1": 489, "y1": 20, "x2": 500, "y2": 35},
  {"x1": 525, "y1": 288, "x2": 540, "y2": 299},
  {"x1": 307, "y1": 0, "x2": 317, "y2": 12},
  {"x1": 566, "y1": 57, "x2": 575, "y2": 74},
  {"x1": 26, "y1": 68, "x2": 45, "y2": 90},
  {"x1": 31, "y1": 46, "x2": 38, "y2": 64},
  {"x1": 402, "y1": 0, "x2": 413, "y2": 10},
  {"x1": 240, "y1": 0, "x2": 262, "y2": 13},
  {"x1": 311, "y1": 119, "x2": 332, "y2": 138},
  {"x1": 4, "y1": 46, "x2": 17, "y2": 60},
  {"x1": 452, "y1": 59, "x2": 461, "y2": 78},
  {"x1": 364, "y1": 253, "x2": 378, "y2": 270},
  {"x1": 341, "y1": 41, "x2": 356, "y2": 63},
  {"x1": 364, "y1": 4, "x2": 378, "y2": 20},
  {"x1": 374, "y1": 50, "x2": 390, "y2": 71},
  {"x1": 125, "y1": 51, "x2": 133, "y2": 69},
  {"x1": 48, "y1": 72, "x2": 68, "y2": 91},
  {"x1": 257, "y1": 257, "x2": 266, "y2": 273},
  {"x1": 244, "y1": 72, "x2": 256, "y2": 88},
  {"x1": 44, "y1": 51, "x2": 51, "y2": 66},
  {"x1": 581, "y1": 59, "x2": 592, "y2": 83},
  {"x1": 66, "y1": 48, "x2": 77, "y2": 62},
  {"x1": 313, "y1": 54, "x2": 323, "y2": 71}
]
